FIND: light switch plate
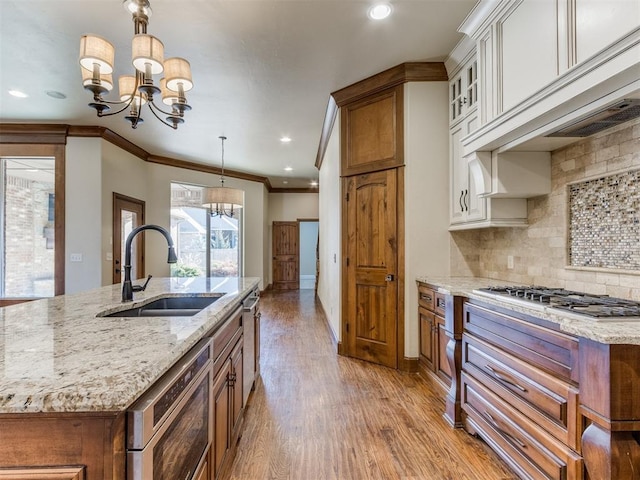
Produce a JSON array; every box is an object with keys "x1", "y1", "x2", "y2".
[{"x1": 70, "y1": 253, "x2": 83, "y2": 262}]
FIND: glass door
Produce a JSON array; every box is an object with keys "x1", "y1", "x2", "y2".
[{"x1": 113, "y1": 193, "x2": 145, "y2": 284}]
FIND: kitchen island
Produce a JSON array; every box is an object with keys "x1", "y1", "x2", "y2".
[
  {"x1": 0, "y1": 276, "x2": 260, "y2": 479},
  {"x1": 417, "y1": 275, "x2": 640, "y2": 480}
]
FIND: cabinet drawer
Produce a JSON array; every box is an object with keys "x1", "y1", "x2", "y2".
[
  {"x1": 462, "y1": 372, "x2": 583, "y2": 480},
  {"x1": 463, "y1": 334, "x2": 580, "y2": 450},
  {"x1": 463, "y1": 301, "x2": 579, "y2": 383},
  {"x1": 418, "y1": 285, "x2": 435, "y2": 311}
]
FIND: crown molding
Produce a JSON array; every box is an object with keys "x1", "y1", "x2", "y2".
[{"x1": 0, "y1": 123, "x2": 316, "y2": 193}]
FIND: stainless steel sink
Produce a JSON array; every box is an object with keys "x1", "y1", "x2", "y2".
[{"x1": 99, "y1": 295, "x2": 222, "y2": 317}]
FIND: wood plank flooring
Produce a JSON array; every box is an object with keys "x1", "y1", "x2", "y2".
[{"x1": 228, "y1": 289, "x2": 517, "y2": 480}]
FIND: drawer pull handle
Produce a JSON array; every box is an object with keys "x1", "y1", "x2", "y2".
[
  {"x1": 436, "y1": 298, "x2": 446, "y2": 309},
  {"x1": 420, "y1": 294, "x2": 432, "y2": 302},
  {"x1": 485, "y1": 365, "x2": 527, "y2": 392},
  {"x1": 484, "y1": 411, "x2": 527, "y2": 449}
]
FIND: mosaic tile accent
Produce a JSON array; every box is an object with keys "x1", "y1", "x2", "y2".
[{"x1": 569, "y1": 169, "x2": 640, "y2": 270}]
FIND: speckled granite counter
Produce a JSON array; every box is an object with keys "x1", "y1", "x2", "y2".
[
  {"x1": 0, "y1": 277, "x2": 259, "y2": 414},
  {"x1": 416, "y1": 275, "x2": 640, "y2": 345}
]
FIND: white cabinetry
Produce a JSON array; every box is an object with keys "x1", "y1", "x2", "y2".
[
  {"x1": 450, "y1": 112, "x2": 485, "y2": 224},
  {"x1": 450, "y1": 56, "x2": 485, "y2": 226}
]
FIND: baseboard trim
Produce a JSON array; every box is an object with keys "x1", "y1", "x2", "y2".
[
  {"x1": 316, "y1": 296, "x2": 338, "y2": 350},
  {"x1": 400, "y1": 357, "x2": 419, "y2": 373}
]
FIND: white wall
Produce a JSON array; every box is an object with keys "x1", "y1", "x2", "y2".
[
  {"x1": 65, "y1": 137, "x2": 103, "y2": 293},
  {"x1": 64, "y1": 139, "x2": 270, "y2": 292},
  {"x1": 265, "y1": 192, "x2": 319, "y2": 287},
  {"x1": 101, "y1": 141, "x2": 149, "y2": 286},
  {"x1": 403, "y1": 82, "x2": 451, "y2": 357},
  {"x1": 317, "y1": 117, "x2": 342, "y2": 340}
]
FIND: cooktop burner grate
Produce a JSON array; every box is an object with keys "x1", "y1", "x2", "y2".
[{"x1": 477, "y1": 285, "x2": 640, "y2": 318}]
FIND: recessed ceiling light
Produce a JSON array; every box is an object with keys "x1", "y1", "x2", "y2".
[
  {"x1": 46, "y1": 90, "x2": 67, "y2": 99},
  {"x1": 368, "y1": 3, "x2": 393, "y2": 20},
  {"x1": 8, "y1": 89, "x2": 28, "y2": 98},
  {"x1": 310, "y1": 180, "x2": 319, "y2": 187},
  {"x1": 284, "y1": 166, "x2": 293, "y2": 172},
  {"x1": 280, "y1": 136, "x2": 292, "y2": 143},
  {"x1": 283, "y1": 180, "x2": 289, "y2": 184}
]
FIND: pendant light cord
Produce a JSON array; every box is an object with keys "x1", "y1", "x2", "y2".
[{"x1": 219, "y1": 135, "x2": 227, "y2": 187}]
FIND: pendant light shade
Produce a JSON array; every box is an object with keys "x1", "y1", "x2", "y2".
[
  {"x1": 164, "y1": 57, "x2": 193, "y2": 92},
  {"x1": 132, "y1": 34, "x2": 164, "y2": 74},
  {"x1": 119, "y1": 75, "x2": 147, "y2": 105},
  {"x1": 202, "y1": 136, "x2": 244, "y2": 218},
  {"x1": 79, "y1": 35, "x2": 115, "y2": 74},
  {"x1": 81, "y1": 68, "x2": 114, "y2": 91}
]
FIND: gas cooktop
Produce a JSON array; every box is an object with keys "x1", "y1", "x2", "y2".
[{"x1": 474, "y1": 285, "x2": 640, "y2": 321}]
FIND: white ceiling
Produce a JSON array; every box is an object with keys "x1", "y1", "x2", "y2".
[{"x1": 0, "y1": 0, "x2": 476, "y2": 188}]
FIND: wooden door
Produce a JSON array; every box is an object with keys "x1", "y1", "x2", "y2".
[
  {"x1": 272, "y1": 221, "x2": 299, "y2": 290},
  {"x1": 342, "y1": 169, "x2": 398, "y2": 368},
  {"x1": 112, "y1": 193, "x2": 144, "y2": 284}
]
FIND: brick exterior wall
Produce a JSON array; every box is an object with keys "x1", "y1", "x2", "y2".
[{"x1": 4, "y1": 175, "x2": 55, "y2": 297}]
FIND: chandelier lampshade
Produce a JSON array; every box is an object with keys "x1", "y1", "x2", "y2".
[
  {"x1": 131, "y1": 34, "x2": 164, "y2": 74},
  {"x1": 78, "y1": 0, "x2": 192, "y2": 129},
  {"x1": 164, "y1": 57, "x2": 193, "y2": 92},
  {"x1": 81, "y1": 68, "x2": 114, "y2": 92},
  {"x1": 79, "y1": 35, "x2": 115, "y2": 74}
]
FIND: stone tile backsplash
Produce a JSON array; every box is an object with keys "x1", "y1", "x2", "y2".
[{"x1": 450, "y1": 117, "x2": 640, "y2": 300}]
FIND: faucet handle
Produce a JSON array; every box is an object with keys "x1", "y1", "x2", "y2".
[{"x1": 132, "y1": 274, "x2": 153, "y2": 292}]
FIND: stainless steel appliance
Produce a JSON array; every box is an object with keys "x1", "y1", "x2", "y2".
[
  {"x1": 242, "y1": 289, "x2": 260, "y2": 405},
  {"x1": 475, "y1": 285, "x2": 640, "y2": 320},
  {"x1": 127, "y1": 338, "x2": 213, "y2": 480}
]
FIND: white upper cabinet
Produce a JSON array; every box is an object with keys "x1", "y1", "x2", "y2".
[
  {"x1": 499, "y1": 0, "x2": 558, "y2": 112},
  {"x1": 457, "y1": 0, "x2": 640, "y2": 155},
  {"x1": 450, "y1": 57, "x2": 478, "y2": 126},
  {"x1": 576, "y1": 0, "x2": 640, "y2": 63}
]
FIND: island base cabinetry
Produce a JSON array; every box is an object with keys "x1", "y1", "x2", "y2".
[
  {"x1": 0, "y1": 413, "x2": 125, "y2": 480},
  {"x1": 460, "y1": 299, "x2": 583, "y2": 479}
]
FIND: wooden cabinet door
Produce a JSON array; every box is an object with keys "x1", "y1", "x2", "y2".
[
  {"x1": 213, "y1": 362, "x2": 230, "y2": 479},
  {"x1": 230, "y1": 340, "x2": 243, "y2": 436},
  {"x1": 341, "y1": 85, "x2": 403, "y2": 177},
  {"x1": 272, "y1": 221, "x2": 299, "y2": 290},
  {"x1": 419, "y1": 307, "x2": 435, "y2": 371},
  {"x1": 436, "y1": 315, "x2": 452, "y2": 385},
  {"x1": 342, "y1": 169, "x2": 398, "y2": 369}
]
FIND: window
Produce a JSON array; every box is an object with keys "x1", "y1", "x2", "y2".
[
  {"x1": 170, "y1": 183, "x2": 242, "y2": 278},
  {"x1": 0, "y1": 157, "x2": 56, "y2": 297}
]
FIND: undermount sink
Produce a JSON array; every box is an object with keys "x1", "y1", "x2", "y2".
[{"x1": 99, "y1": 295, "x2": 222, "y2": 318}]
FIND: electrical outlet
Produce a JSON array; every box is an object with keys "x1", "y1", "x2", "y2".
[
  {"x1": 106, "y1": 252, "x2": 113, "y2": 261},
  {"x1": 70, "y1": 253, "x2": 83, "y2": 262},
  {"x1": 507, "y1": 255, "x2": 514, "y2": 269}
]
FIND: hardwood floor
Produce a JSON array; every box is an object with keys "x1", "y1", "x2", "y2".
[{"x1": 228, "y1": 289, "x2": 517, "y2": 480}]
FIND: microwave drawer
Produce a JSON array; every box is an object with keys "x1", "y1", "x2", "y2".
[
  {"x1": 463, "y1": 334, "x2": 580, "y2": 450},
  {"x1": 462, "y1": 372, "x2": 583, "y2": 480}
]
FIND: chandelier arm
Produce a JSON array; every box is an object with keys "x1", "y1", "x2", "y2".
[
  {"x1": 93, "y1": 96, "x2": 136, "y2": 117},
  {"x1": 147, "y1": 102, "x2": 179, "y2": 129},
  {"x1": 148, "y1": 98, "x2": 181, "y2": 117}
]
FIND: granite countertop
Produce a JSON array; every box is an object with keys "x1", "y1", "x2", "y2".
[
  {"x1": 416, "y1": 275, "x2": 640, "y2": 345},
  {"x1": 0, "y1": 277, "x2": 259, "y2": 414}
]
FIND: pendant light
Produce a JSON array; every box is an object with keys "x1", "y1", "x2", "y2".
[{"x1": 202, "y1": 136, "x2": 244, "y2": 218}]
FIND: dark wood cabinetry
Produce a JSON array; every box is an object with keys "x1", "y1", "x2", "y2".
[
  {"x1": 416, "y1": 282, "x2": 464, "y2": 427},
  {"x1": 418, "y1": 284, "x2": 450, "y2": 385},
  {"x1": 461, "y1": 299, "x2": 583, "y2": 479}
]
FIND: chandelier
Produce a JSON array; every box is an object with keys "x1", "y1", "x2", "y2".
[
  {"x1": 78, "y1": 0, "x2": 193, "y2": 129},
  {"x1": 202, "y1": 136, "x2": 244, "y2": 218}
]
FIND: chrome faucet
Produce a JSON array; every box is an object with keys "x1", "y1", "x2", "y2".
[{"x1": 122, "y1": 224, "x2": 178, "y2": 302}]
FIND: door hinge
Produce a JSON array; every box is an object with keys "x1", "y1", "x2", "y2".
[
  {"x1": 345, "y1": 192, "x2": 350, "y2": 201},
  {"x1": 346, "y1": 323, "x2": 349, "y2": 333},
  {"x1": 346, "y1": 257, "x2": 349, "y2": 267}
]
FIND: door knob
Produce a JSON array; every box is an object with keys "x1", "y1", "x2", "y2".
[{"x1": 385, "y1": 274, "x2": 394, "y2": 282}]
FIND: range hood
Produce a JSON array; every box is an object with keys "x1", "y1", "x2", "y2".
[{"x1": 546, "y1": 98, "x2": 640, "y2": 138}]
